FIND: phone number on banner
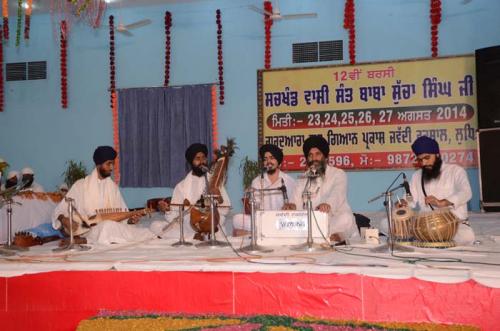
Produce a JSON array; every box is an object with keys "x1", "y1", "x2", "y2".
[{"x1": 282, "y1": 149, "x2": 477, "y2": 170}]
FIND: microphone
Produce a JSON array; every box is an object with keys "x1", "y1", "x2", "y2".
[
  {"x1": 280, "y1": 178, "x2": 289, "y2": 204},
  {"x1": 306, "y1": 164, "x2": 319, "y2": 178},
  {"x1": 402, "y1": 173, "x2": 413, "y2": 202},
  {"x1": 200, "y1": 165, "x2": 210, "y2": 174},
  {"x1": 261, "y1": 165, "x2": 271, "y2": 178}
]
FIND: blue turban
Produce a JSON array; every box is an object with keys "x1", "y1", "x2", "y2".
[
  {"x1": 93, "y1": 146, "x2": 117, "y2": 165},
  {"x1": 411, "y1": 136, "x2": 440, "y2": 155}
]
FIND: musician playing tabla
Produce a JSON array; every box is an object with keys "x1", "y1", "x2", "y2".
[
  {"x1": 283, "y1": 136, "x2": 359, "y2": 242},
  {"x1": 396, "y1": 136, "x2": 475, "y2": 245},
  {"x1": 232, "y1": 144, "x2": 296, "y2": 236},
  {"x1": 52, "y1": 146, "x2": 156, "y2": 245},
  {"x1": 157, "y1": 143, "x2": 231, "y2": 239}
]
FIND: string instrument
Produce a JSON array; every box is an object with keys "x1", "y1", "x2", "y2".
[
  {"x1": 13, "y1": 231, "x2": 61, "y2": 247},
  {"x1": 68, "y1": 207, "x2": 152, "y2": 236},
  {"x1": 190, "y1": 139, "x2": 236, "y2": 241}
]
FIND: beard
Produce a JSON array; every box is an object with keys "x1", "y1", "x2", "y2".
[
  {"x1": 422, "y1": 157, "x2": 442, "y2": 182},
  {"x1": 307, "y1": 158, "x2": 327, "y2": 176},
  {"x1": 22, "y1": 177, "x2": 34, "y2": 188},
  {"x1": 266, "y1": 164, "x2": 277, "y2": 175},
  {"x1": 191, "y1": 163, "x2": 207, "y2": 177},
  {"x1": 5, "y1": 179, "x2": 17, "y2": 189},
  {"x1": 98, "y1": 167, "x2": 112, "y2": 179}
]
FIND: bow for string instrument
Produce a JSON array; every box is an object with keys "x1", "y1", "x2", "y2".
[{"x1": 190, "y1": 139, "x2": 236, "y2": 241}]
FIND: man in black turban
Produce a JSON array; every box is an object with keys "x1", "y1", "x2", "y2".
[
  {"x1": 93, "y1": 145, "x2": 117, "y2": 179},
  {"x1": 184, "y1": 143, "x2": 209, "y2": 177},
  {"x1": 232, "y1": 144, "x2": 296, "y2": 236},
  {"x1": 283, "y1": 135, "x2": 359, "y2": 242}
]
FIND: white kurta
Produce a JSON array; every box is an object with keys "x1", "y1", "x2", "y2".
[
  {"x1": 409, "y1": 162, "x2": 475, "y2": 245},
  {"x1": 291, "y1": 165, "x2": 358, "y2": 239},
  {"x1": 20, "y1": 182, "x2": 45, "y2": 193},
  {"x1": 232, "y1": 171, "x2": 296, "y2": 231},
  {"x1": 52, "y1": 168, "x2": 155, "y2": 245},
  {"x1": 158, "y1": 172, "x2": 231, "y2": 239}
]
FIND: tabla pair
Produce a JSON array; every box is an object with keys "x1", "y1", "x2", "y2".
[{"x1": 391, "y1": 207, "x2": 459, "y2": 248}]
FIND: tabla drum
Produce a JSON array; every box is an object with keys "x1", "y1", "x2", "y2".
[
  {"x1": 391, "y1": 207, "x2": 415, "y2": 243},
  {"x1": 412, "y1": 209, "x2": 459, "y2": 248}
]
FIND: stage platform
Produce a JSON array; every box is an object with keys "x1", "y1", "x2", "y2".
[{"x1": 1, "y1": 212, "x2": 499, "y2": 330}]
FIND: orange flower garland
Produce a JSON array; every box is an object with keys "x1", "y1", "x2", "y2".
[
  {"x1": 0, "y1": 23, "x2": 3, "y2": 112},
  {"x1": 2, "y1": 0, "x2": 8, "y2": 40},
  {"x1": 111, "y1": 91, "x2": 120, "y2": 184},
  {"x1": 216, "y1": 9, "x2": 224, "y2": 104},
  {"x1": 24, "y1": 0, "x2": 32, "y2": 39},
  {"x1": 430, "y1": 0, "x2": 441, "y2": 57},
  {"x1": 263, "y1": 1, "x2": 273, "y2": 69},
  {"x1": 164, "y1": 11, "x2": 172, "y2": 87},
  {"x1": 343, "y1": 0, "x2": 356, "y2": 64},
  {"x1": 211, "y1": 84, "x2": 218, "y2": 150},
  {"x1": 60, "y1": 20, "x2": 68, "y2": 109}
]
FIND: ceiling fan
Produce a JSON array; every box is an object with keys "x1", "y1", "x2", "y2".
[
  {"x1": 115, "y1": 19, "x2": 152, "y2": 36},
  {"x1": 249, "y1": 0, "x2": 318, "y2": 21}
]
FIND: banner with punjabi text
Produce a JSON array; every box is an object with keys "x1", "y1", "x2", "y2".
[{"x1": 258, "y1": 55, "x2": 477, "y2": 171}]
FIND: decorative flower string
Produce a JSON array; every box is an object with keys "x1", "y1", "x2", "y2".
[
  {"x1": 111, "y1": 91, "x2": 120, "y2": 184},
  {"x1": 0, "y1": 24, "x2": 3, "y2": 112},
  {"x1": 211, "y1": 85, "x2": 218, "y2": 150},
  {"x1": 15, "y1": 0, "x2": 22, "y2": 46},
  {"x1": 164, "y1": 11, "x2": 172, "y2": 87},
  {"x1": 430, "y1": 0, "x2": 441, "y2": 57},
  {"x1": 109, "y1": 15, "x2": 115, "y2": 110},
  {"x1": 216, "y1": 9, "x2": 224, "y2": 104},
  {"x1": 60, "y1": 20, "x2": 68, "y2": 109},
  {"x1": 263, "y1": 1, "x2": 273, "y2": 69},
  {"x1": 343, "y1": 0, "x2": 356, "y2": 64},
  {"x1": 24, "y1": 0, "x2": 32, "y2": 40},
  {"x1": 2, "y1": 0, "x2": 8, "y2": 40}
]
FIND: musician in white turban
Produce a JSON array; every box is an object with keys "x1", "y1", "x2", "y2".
[
  {"x1": 52, "y1": 146, "x2": 155, "y2": 245},
  {"x1": 20, "y1": 167, "x2": 45, "y2": 192},
  {"x1": 283, "y1": 136, "x2": 359, "y2": 241},
  {"x1": 398, "y1": 136, "x2": 475, "y2": 245},
  {"x1": 157, "y1": 143, "x2": 231, "y2": 241},
  {"x1": 1, "y1": 170, "x2": 19, "y2": 190},
  {"x1": 232, "y1": 144, "x2": 296, "y2": 236}
]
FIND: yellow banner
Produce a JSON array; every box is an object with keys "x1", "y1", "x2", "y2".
[{"x1": 258, "y1": 56, "x2": 477, "y2": 170}]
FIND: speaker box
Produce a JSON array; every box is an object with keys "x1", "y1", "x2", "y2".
[
  {"x1": 475, "y1": 45, "x2": 500, "y2": 129},
  {"x1": 478, "y1": 129, "x2": 500, "y2": 212}
]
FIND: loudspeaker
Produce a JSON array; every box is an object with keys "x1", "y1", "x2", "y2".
[
  {"x1": 475, "y1": 45, "x2": 500, "y2": 129},
  {"x1": 478, "y1": 128, "x2": 500, "y2": 212}
]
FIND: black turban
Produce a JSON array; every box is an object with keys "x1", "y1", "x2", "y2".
[
  {"x1": 259, "y1": 144, "x2": 284, "y2": 164},
  {"x1": 185, "y1": 143, "x2": 208, "y2": 164},
  {"x1": 93, "y1": 146, "x2": 117, "y2": 165},
  {"x1": 303, "y1": 135, "x2": 330, "y2": 158}
]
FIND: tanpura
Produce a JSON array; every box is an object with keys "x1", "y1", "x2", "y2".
[{"x1": 190, "y1": 139, "x2": 235, "y2": 241}]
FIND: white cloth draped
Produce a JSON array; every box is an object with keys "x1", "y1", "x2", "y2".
[
  {"x1": 291, "y1": 165, "x2": 359, "y2": 239},
  {"x1": 52, "y1": 168, "x2": 155, "y2": 245},
  {"x1": 232, "y1": 171, "x2": 296, "y2": 231}
]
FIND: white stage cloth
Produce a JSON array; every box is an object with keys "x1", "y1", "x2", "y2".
[{"x1": 0, "y1": 212, "x2": 499, "y2": 289}]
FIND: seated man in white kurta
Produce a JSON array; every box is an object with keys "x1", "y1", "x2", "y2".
[
  {"x1": 232, "y1": 143, "x2": 296, "y2": 236},
  {"x1": 399, "y1": 136, "x2": 475, "y2": 246},
  {"x1": 283, "y1": 136, "x2": 359, "y2": 241},
  {"x1": 52, "y1": 146, "x2": 155, "y2": 245},
  {"x1": 157, "y1": 143, "x2": 231, "y2": 240},
  {"x1": 20, "y1": 167, "x2": 45, "y2": 192}
]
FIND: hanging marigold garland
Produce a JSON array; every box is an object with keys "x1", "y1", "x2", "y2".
[
  {"x1": 15, "y1": 0, "x2": 22, "y2": 46},
  {"x1": 109, "y1": 15, "x2": 115, "y2": 110},
  {"x1": 164, "y1": 11, "x2": 172, "y2": 87},
  {"x1": 343, "y1": 0, "x2": 356, "y2": 64},
  {"x1": 60, "y1": 20, "x2": 68, "y2": 109},
  {"x1": 263, "y1": 1, "x2": 273, "y2": 69},
  {"x1": 216, "y1": 9, "x2": 224, "y2": 105},
  {"x1": 211, "y1": 85, "x2": 218, "y2": 150},
  {"x1": 0, "y1": 23, "x2": 3, "y2": 112},
  {"x1": 111, "y1": 91, "x2": 120, "y2": 184},
  {"x1": 2, "y1": 0, "x2": 8, "y2": 40},
  {"x1": 24, "y1": 0, "x2": 32, "y2": 40},
  {"x1": 430, "y1": 0, "x2": 441, "y2": 57}
]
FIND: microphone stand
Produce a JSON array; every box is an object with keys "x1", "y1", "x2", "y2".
[
  {"x1": 237, "y1": 188, "x2": 273, "y2": 254},
  {"x1": 0, "y1": 183, "x2": 29, "y2": 255},
  {"x1": 368, "y1": 174, "x2": 414, "y2": 253},
  {"x1": 172, "y1": 204, "x2": 193, "y2": 247},
  {"x1": 291, "y1": 173, "x2": 329, "y2": 252},
  {"x1": 53, "y1": 197, "x2": 91, "y2": 252}
]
